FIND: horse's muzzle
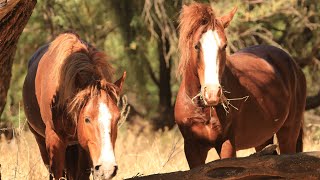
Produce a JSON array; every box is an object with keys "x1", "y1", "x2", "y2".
[
  {"x1": 202, "y1": 85, "x2": 221, "y2": 106},
  {"x1": 93, "y1": 164, "x2": 118, "y2": 180}
]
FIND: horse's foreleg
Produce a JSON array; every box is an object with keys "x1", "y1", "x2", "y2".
[
  {"x1": 65, "y1": 145, "x2": 91, "y2": 180},
  {"x1": 45, "y1": 128, "x2": 67, "y2": 179},
  {"x1": 65, "y1": 145, "x2": 78, "y2": 180},
  {"x1": 76, "y1": 147, "x2": 92, "y2": 180},
  {"x1": 184, "y1": 140, "x2": 210, "y2": 169},
  {"x1": 216, "y1": 139, "x2": 236, "y2": 159},
  {"x1": 296, "y1": 126, "x2": 303, "y2": 152}
]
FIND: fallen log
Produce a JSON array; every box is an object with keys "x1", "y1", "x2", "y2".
[{"x1": 128, "y1": 147, "x2": 320, "y2": 180}]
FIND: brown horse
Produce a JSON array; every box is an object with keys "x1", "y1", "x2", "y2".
[
  {"x1": 23, "y1": 32, "x2": 126, "y2": 179},
  {"x1": 174, "y1": 3, "x2": 306, "y2": 169}
]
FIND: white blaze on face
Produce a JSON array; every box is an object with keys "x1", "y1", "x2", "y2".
[
  {"x1": 97, "y1": 102, "x2": 117, "y2": 166},
  {"x1": 199, "y1": 30, "x2": 221, "y2": 85}
]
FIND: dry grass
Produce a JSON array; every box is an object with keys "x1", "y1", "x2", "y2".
[
  {"x1": 0, "y1": 131, "x2": 49, "y2": 180},
  {"x1": 0, "y1": 120, "x2": 319, "y2": 180}
]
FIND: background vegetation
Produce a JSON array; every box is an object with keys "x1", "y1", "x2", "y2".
[
  {"x1": 0, "y1": 0, "x2": 319, "y2": 179},
  {"x1": 2, "y1": 0, "x2": 320, "y2": 130}
]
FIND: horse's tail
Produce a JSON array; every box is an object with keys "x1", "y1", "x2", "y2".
[{"x1": 296, "y1": 123, "x2": 304, "y2": 152}]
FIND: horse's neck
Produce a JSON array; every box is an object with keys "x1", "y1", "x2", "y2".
[
  {"x1": 221, "y1": 60, "x2": 232, "y2": 90},
  {"x1": 222, "y1": 58, "x2": 241, "y2": 93},
  {"x1": 220, "y1": 58, "x2": 249, "y2": 117}
]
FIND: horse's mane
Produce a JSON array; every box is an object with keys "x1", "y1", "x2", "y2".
[
  {"x1": 178, "y1": 3, "x2": 216, "y2": 77},
  {"x1": 47, "y1": 32, "x2": 117, "y2": 126}
]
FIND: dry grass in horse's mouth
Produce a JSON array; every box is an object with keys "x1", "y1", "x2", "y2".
[{"x1": 0, "y1": 119, "x2": 319, "y2": 180}]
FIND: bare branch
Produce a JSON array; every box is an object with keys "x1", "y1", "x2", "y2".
[
  {"x1": 142, "y1": 0, "x2": 178, "y2": 66},
  {"x1": 145, "y1": 59, "x2": 160, "y2": 88}
]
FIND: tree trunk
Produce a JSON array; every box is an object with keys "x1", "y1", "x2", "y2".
[
  {"x1": 128, "y1": 151, "x2": 320, "y2": 180},
  {"x1": 0, "y1": 0, "x2": 37, "y2": 117},
  {"x1": 109, "y1": 1, "x2": 175, "y2": 130},
  {"x1": 155, "y1": 37, "x2": 174, "y2": 129}
]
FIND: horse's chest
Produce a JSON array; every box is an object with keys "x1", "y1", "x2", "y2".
[
  {"x1": 190, "y1": 120, "x2": 223, "y2": 143},
  {"x1": 185, "y1": 108, "x2": 228, "y2": 145}
]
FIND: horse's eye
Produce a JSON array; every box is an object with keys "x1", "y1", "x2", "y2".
[
  {"x1": 195, "y1": 44, "x2": 200, "y2": 50},
  {"x1": 201, "y1": 19, "x2": 208, "y2": 25},
  {"x1": 222, "y1": 44, "x2": 227, "y2": 50},
  {"x1": 85, "y1": 117, "x2": 91, "y2": 123}
]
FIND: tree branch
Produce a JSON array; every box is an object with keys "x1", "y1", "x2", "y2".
[
  {"x1": 127, "y1": 102, "x2": 145, "y2": 119},
  {"x1": 145, "y1": 58, "x2": 160, "y2": 88}
]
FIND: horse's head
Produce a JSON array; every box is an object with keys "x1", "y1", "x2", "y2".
[
  {"x1": 179, "y1": 4, "x2": 237, "y2": 106},
  {"x1": 73, "y1": 72, "x2": 126, "y2": 180}
]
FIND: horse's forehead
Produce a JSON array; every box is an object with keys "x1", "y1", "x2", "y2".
[
  {"x1": 98, "y1": 102, "x2": 112, "y2": 121},
  {"x1": 193, "y1": 19, "x2": 223, "y2": 41},
  {"x1": 200, "y1": 22, "x2": 226, "y2": 45},
  {"x1": 208, "y1": 21, "x2": 224, "y2": 34},
  {"x1": 83, "y1": 90, "x2": 117, "y2": 113},
  {"x1": 99, "y1": 90, "x2": 120, "y2": 115}
]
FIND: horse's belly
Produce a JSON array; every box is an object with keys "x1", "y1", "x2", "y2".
[
  {"x1": 25, "y1": 103, "x2": 46, "y2": 137},
  {"x1": 23, "y1": 72, "x2": 46, "y2": 137},
  {"x1": 234, "y1": 112, "x2": 286, "y2": 150}
]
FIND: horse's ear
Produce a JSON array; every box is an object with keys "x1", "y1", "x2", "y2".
[
  {"x1": 114, "y1": 71, "x2": 126, "y2": 93},
  {"x1": 219, "y1": 7, "x2": 237, "y2": 28}
]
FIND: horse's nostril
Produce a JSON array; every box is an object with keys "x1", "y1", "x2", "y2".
[
  {"x1": 94, "y1": 165, "x2": 101, "y2": 171},
  {"x1": 112, "y1": 165, "x2": 118, "y2": 177}
]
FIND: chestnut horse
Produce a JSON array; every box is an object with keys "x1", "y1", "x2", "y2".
[
  {"x1": 23, "y1": 32, "x2": 126, "y2": 179},
  {"x1": 175, "y1": 3, "x2": 306, "y2": 169}
]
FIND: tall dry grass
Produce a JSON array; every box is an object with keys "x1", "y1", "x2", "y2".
[
  {"x1": 0, "y1": 130, "x2": 49, "y2": 179},
  {"x1": 0, "y1": 119, "x2": 319, "y2": 180}
]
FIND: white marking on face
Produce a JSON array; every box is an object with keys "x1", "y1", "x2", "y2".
[
  {"x1": 97, "y1": 102, "x2": 117, "y2": 165},
  {"x1": 199, "y1": 30, "x2": 221, "y2": 86}
]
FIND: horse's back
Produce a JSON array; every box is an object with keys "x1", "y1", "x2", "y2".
[
  {"x1": 227, "y1": 45, "x2": 306, "y2": 149},
  {"x1": 232, "y1": 45, "x2": 306, "y2": 99}
]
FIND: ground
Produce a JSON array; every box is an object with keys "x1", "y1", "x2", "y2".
[{"x1": 0, "y1": 120, "x2": 319, "y2": 180}]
